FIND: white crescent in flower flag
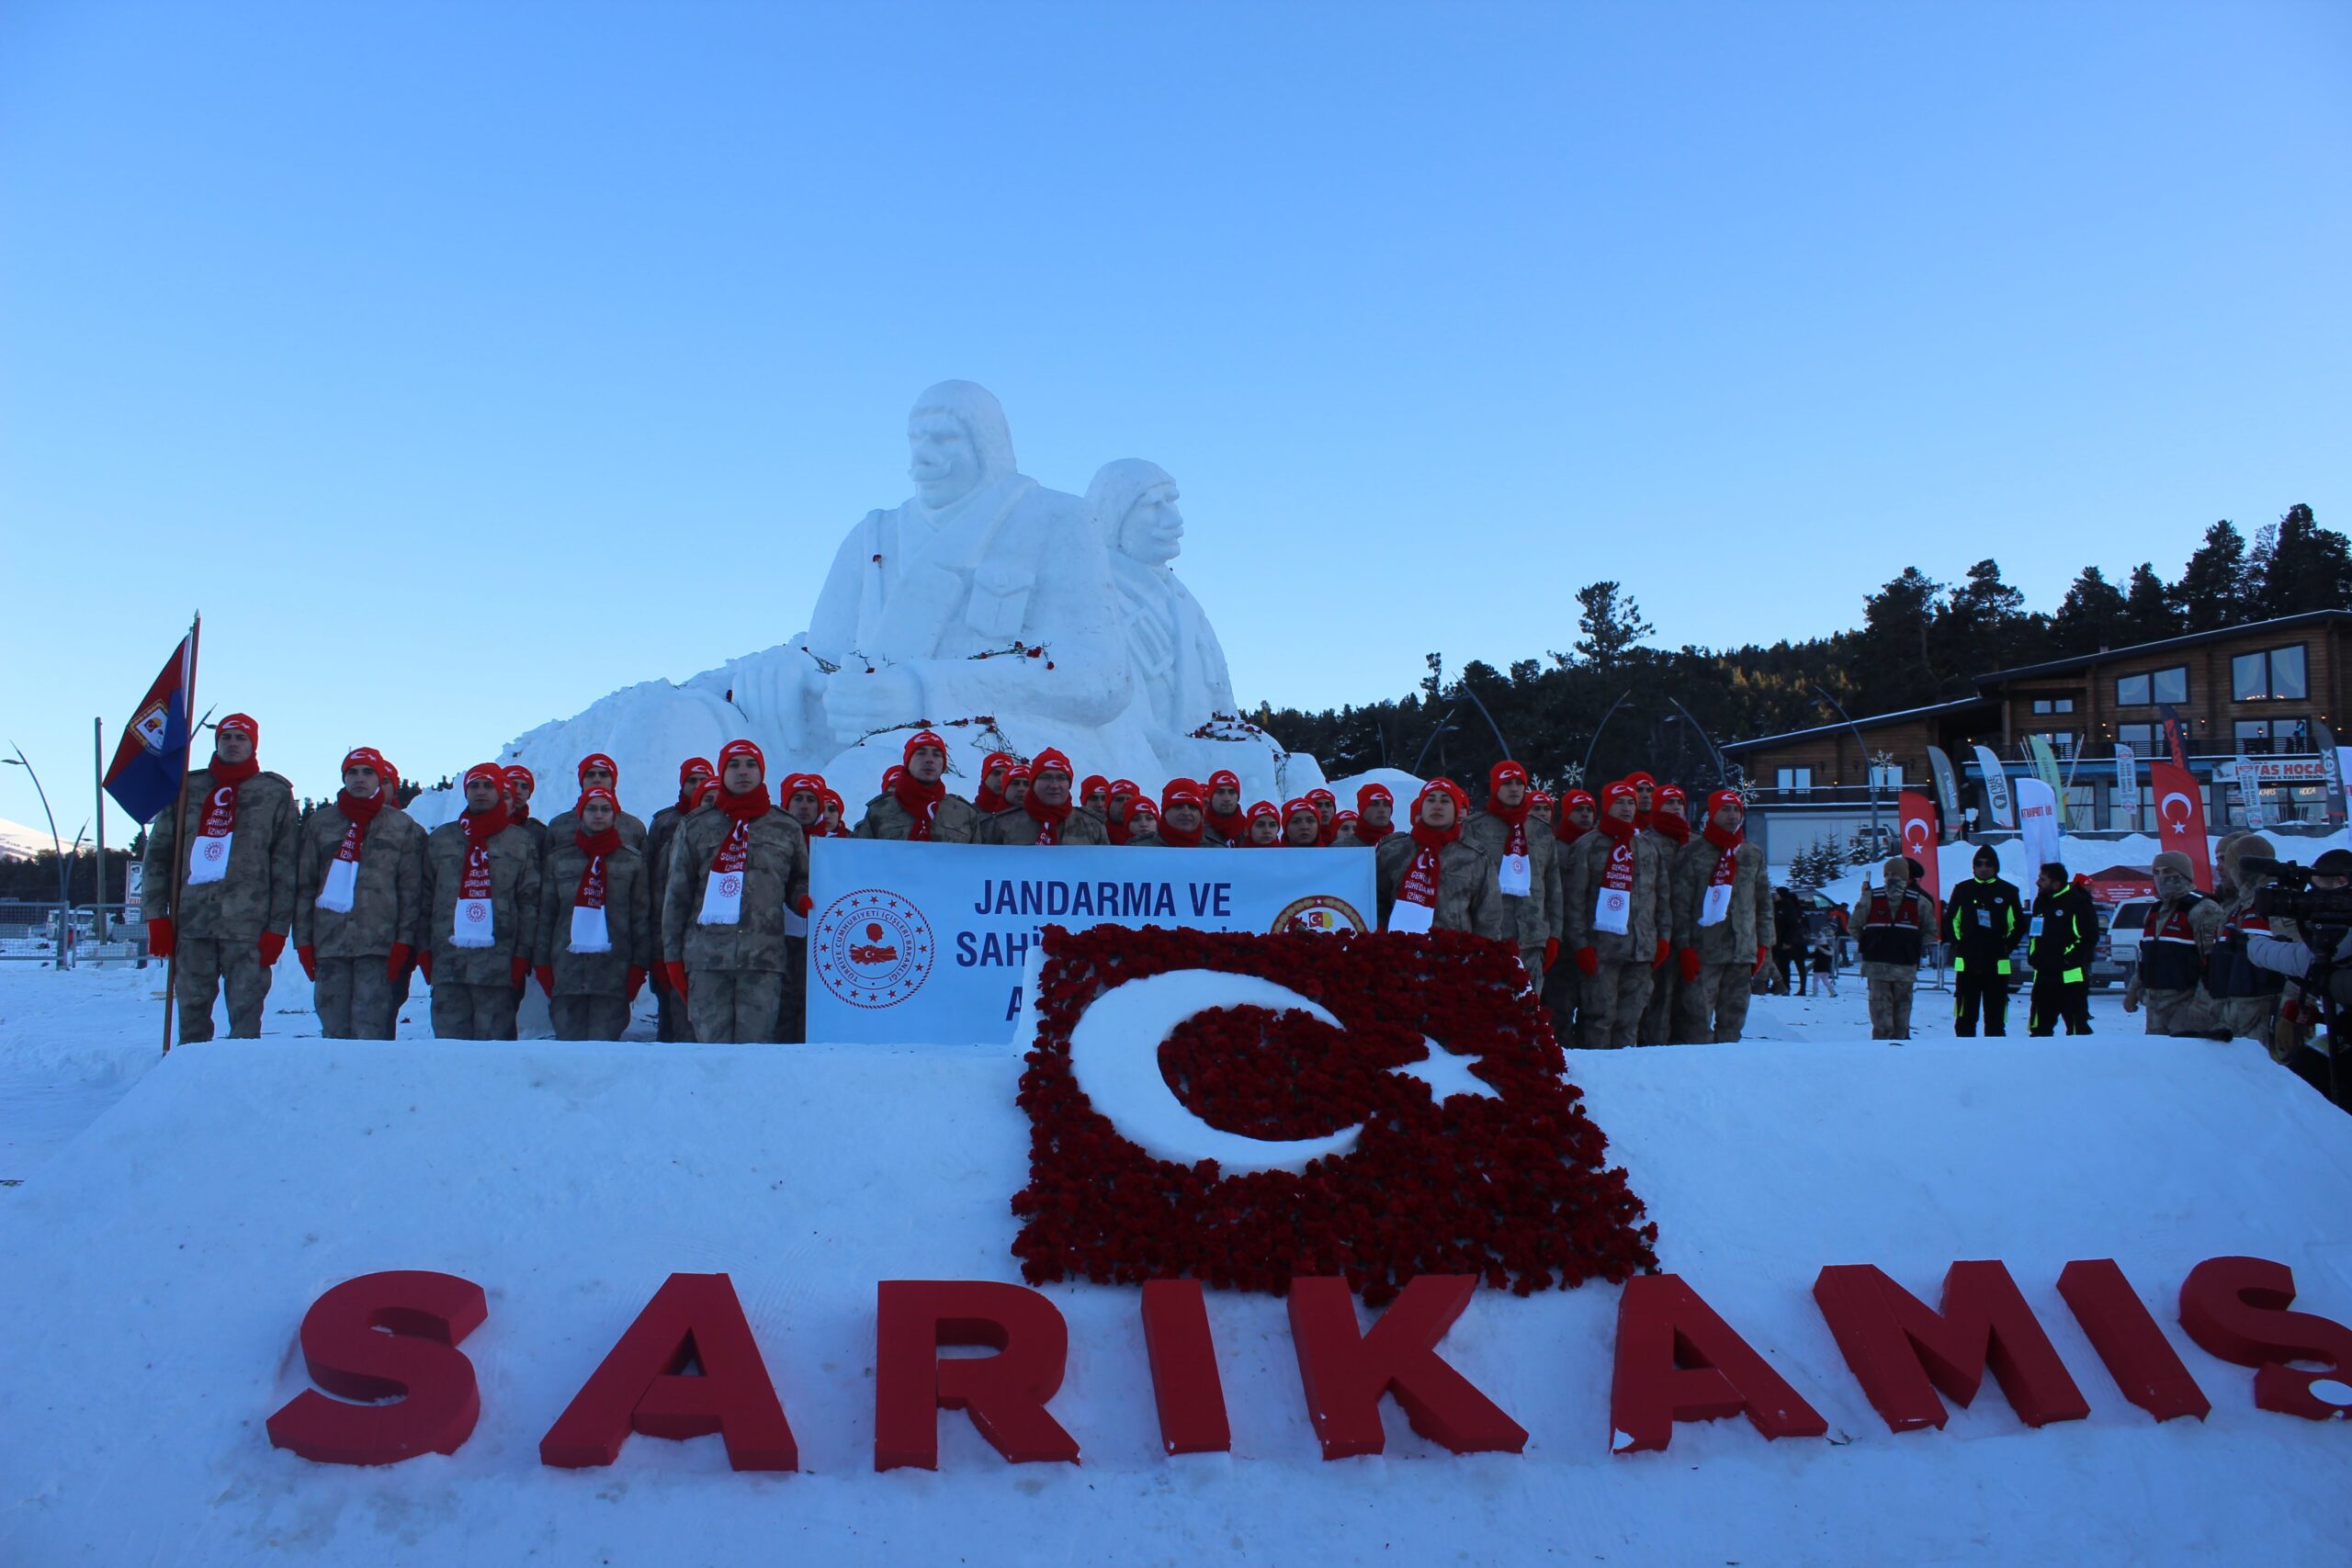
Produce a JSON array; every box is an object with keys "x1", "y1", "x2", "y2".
[{"x1": 2149, "y1": 759, "x2": 2213, "y2": 891}]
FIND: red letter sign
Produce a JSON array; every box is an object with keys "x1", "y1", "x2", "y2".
[
  {"x1": 1287, "y1": 1275, "x2": 1527, "y2": 1460},
  {"x1": 2178, "y1": 1256, "x2": 2352, "y2": 1420},
  {"x1": 1814, "y1": 1261, "x2": 2089, "y2": 1431},
  {"x1": 1610, "y1": 1274, "x2": 1826, "y2": 1454},
  {"x1": 2056, "y1": 1259, "x2": 2209, "y2": 1423},
  {"x1": 875, "y1": 1280, "x2": 1081, "y2": 1471},
  {"x1": 266, "y1": 1270, "x2": 488, "y2": 1466},
  {"x1": 1142, "y1": 1279, "x2": 1231, "y2": 1455},
  {"x1": 538, "y1": 1272, "x2": 797, "y2": 1472}
]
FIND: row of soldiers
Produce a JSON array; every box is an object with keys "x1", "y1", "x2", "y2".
[{"x1": 140, "y1": 716, "x2": 1777, "y2": 1049}]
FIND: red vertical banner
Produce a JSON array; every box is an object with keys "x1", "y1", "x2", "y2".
[
  {"x1": 1897, "y1": 791, "x2": 1939, "y2": 902},
  {"x1": 2149, "y1": 761, "x2": 2213, "y2": 892}
]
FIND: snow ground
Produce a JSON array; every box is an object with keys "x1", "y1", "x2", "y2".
[{"x1": 1, "y1": 962, "x2": 2347, "y2": 1565}]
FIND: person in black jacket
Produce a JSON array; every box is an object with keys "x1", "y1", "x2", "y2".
[
  {"x1": 1944, "y1": 845, "x2": 2026, "y2": 1036},
  {"x1": 2027, "y1": 862, "x2": 2098, "y2": 1036}
]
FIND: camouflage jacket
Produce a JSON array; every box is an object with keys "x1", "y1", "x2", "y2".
[
  {"x1": 292, "y1": 799, "x2": 426, "y2": 957},
  {"x1": 1460, "y1": 809, "x2": 1563, "y2": 950},
  {"x1": 646, "y1": 803, "x2": 691, "y2": 911},
  {"x1": 141, "y1": 766, "x2": 300, "y2": 940},
  {"x1": 537, "y1": 836, "x2": 654, "y2": 996},
  {"x1": 540, "y1": 807, "x2": 649, "y2": 857},
  {"x1": 1374, "y1": 832, "x2": 1504, "y2": 938},
  {"x1": 662, "y1": 806, "x2": 808, "y2": 974},
  {"x1": 418, "y1": 816, "x2": 544, "y2": 982},
  {"x1": 1560, "y1": 828, "x2": 1672, "y2": 961},
  {"x1": 853, "y1": 792, "x2": 982, "y2": 843},
  {"x1": 1669, "y1": 834, "x2": 1775, "y2": 962},
  {"x1": 977, "y1": 806, "x2": 1113, "y2": 846}
]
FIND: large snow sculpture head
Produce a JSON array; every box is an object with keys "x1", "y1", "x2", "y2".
[
  {"x1": 907, "y1": 380, "x2": 1017, "y2": 512},
  {"x1": 1087, "y1": 457, "x2": 1183, "y2": 567}
]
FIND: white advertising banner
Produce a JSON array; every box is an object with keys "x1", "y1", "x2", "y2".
[
  {"x1": 2015, "y1": 776, "x2": 2063, "y2": 872},
  {"x1": 1973, "y1": 744, "x2": 2015, "y2": 829},
  {"x1": 805, "y1": 841, "x2": 1379, "y2": 1044}
]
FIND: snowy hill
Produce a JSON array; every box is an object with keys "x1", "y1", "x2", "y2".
[{"x1": 0, "y1": 816, "x2": 53, "y2": 860}]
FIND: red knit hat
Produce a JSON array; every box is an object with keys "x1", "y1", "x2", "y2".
[
  {"x1": 1306, "y1": 787, "x2": 1336, "y2": 808},
  {"x1": 1333, "y1": 809, "x2": 1360, "y2": 833},
  {"x1": 1489, "y1": 760, "x2": 1529, "y2": 793},
  {"x1": 1248, "y1": 800, "x2": 1282, "y2": 827},
  {"x1": 1080, "y1": 773, "x2": 1108, "y2": 801},
  {"x1": 577, "y1": 752, "x2": 618, "y2": 783},
  {"x1": 1126, "y1": 797, "x2": 1160, "y2": 827},
  {"x1": 781, "y1": 773, "x2": 822, "y2": 801},
  {"x1": 881, "y1": 765, "x2": 904, "y2": 791},
  {"x1": 820, "y1": 787, "x2": 845, "y2": 816},
  {"x1": 1705, "y1": 787, "x2": 1743, "y2": 818},
  {"x1": 503, "y1": 764, "x2": 535, "y2": 791},
  {"x1": 903, "y1": 730, "x2": 947, "y2": 764},
  {"x1": 340, "y1": 746, "x2": 387, "y2": 775},
  {"x1": 1566, "y1": 789, "x2": 1596, "y2": 813},
  {"x1": 1109, "y1": 778, "x2": 1138, "y2": 799},
  {"x1": 1004, "y1": 762, "x2": 1034, "y2": 785},
  {"x1": 217, "y1": 713, "x2": 258, "y2": 743},
  {"x1": 980, "y1": 750, "x2": 1012, "y2": 779},
  {"x1": 577, "y1": 784, "x2": 618, "y2": 812},
  {"x1": 1529, "y1": 789, "x2": 1554, "y2": 808},
  {"x1": 1282, "y1": 797, "x2": 1318, "y2": 823},
  {"x1": 1162, "y1": 779, "x2": 1204, "y2": 809},
  {"x1": 1032, "y1": 749, "x2": 1073, "y2": 780},
  {"x1": 1356, "y1": 782, "x2": 1393, "y2": 812},
  {"x1": 718, "y1": 739, "x2": 764, "y2": 773},
  {"x1": 1207, "y1": 769, "x2": 1241, "y2": 795},
  {"x1": 1657, "y1": 784, "x2": 1687, "y2": 813},
  {"x1": 1414, "y1": 777, "x2": 1469, "y2": 819},
  {"x1": 1601, "y1": 781, "x2": 1637, "y2": 811},
  {"x1": 464, "y1": 762, "x2": 504, "y2": 788},
  {"x1": 1624, "y1": 771, "x2": 1656, "y2": 793},
  {"x1": 679, "y1": 756, "x2": 715, "y2": 784}
]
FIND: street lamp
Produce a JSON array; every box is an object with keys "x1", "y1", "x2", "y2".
[
  {"x1": 1811, "y1": 686, "x2": 1883, "y2": 852},
  {"x1": 5, "y1": 745, "x2": 73, "y2": 972}
]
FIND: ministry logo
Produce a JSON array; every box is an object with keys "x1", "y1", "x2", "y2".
[
  {"x1": 1012, "y1": 926, "x2": 1656, "y2": 1303},
  {"x1": 812, "y1": 888, "x2": 937, "y2": 1009}
]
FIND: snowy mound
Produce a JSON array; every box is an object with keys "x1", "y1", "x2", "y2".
[{"x1": 2, "y1": 1029, "x2": 2348, "y2": 1564}]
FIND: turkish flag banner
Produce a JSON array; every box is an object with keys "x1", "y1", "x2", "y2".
[
  {"x1": 1898, "y1": 791, "x2": 1939, "y2": 901},
  {"x1": 1012, "y1": 926, "x2": 1656, "y2": 1304},
  {"x1": 2149, "y1": 761, "x2": 2213, "y2": 891}
]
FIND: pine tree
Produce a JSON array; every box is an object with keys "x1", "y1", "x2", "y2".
[
  {"x1": 1939, "y1": 558, "x2": 2041, "y2": 675},
  {"x1": 2120, "y1": 562, "x2": 2181, "y2": 645},
  {"x1": 2248, "y1": 504, "x2": 2352, "y2": 617},
  {"x1": 1855, "y1": 568, "x2": 1944, "y2": 710},
  {"x1": 2173, "y1": 521, "x2": 2252, "y2": 631},
  {"x1": 2051, "y1": 565, "x2": 2128, "y2": 655},
  {"x1": 1571, "y1": 582, "x2": 1654, "y2": 670}
]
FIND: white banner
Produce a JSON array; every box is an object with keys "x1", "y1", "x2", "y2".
[
  {"x1": 1973, "y1": 744, "x2": 2015, "y2": 829},
  {"x1": 2112, "y1": 744, "x2": 2137, "y2": 830},
  {"x1": 2233, "y1": 753, "x2": 2268, "y2": 828},
  {"x1": 805, "y1": 841, "x2": 1379, "y2": 1044},
  {"x1": 2015, "y1": 777, "x2": 2062, "y2": 872}
]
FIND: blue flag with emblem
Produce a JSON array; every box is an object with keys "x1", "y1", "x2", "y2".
[{"x1": 103, "y1": 627, "x2": 199, "y2": 823}]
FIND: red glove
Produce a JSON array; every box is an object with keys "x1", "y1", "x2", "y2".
[
  {"x1": 385, "y1": 943, "x2": 412, "y2": 983},
  {"x1": 258, "y1": 931, "x2": 287, "y2": 966},
  {"x1": 417, "y1": 949, "x2": 434, "y2": 984},
  {"x1": 625, "y1": 965, "x2": 647, "y2": 1002},
  {"x1": 147, "y1": 916, "x2": 175, "y2": 958},
  {"x1": 296, "y1": 944, "x2": 318, "y2": 981},
  {"x1": 1652, "y1": 939, "x2": 1671, "y2": 969},
  {"x1": 796, "y1": 894, "x2": 814, "y2": 916},
  {"x1": 1754, "y1": 944, "x2": 1769, "y2": 976},
  {"x1": 510, "y1": 955, "x2": 529, "y2": 991},
  {"x1": 664, "y1": 961, "x2": 690, "y2": 999},
  {"x1": 1543, "y1": 937, "x2": 1560, "y2": 972},
  {"x1": 2282, "y1": 998, "x2": 2304, "y2": 1026},
  {"x1": 1677, "y1": 948, "x2": 1701, "y2": 983},
  {"x1": 1575, "y1": 946, "x2": 1599, "y2": 976},
  {"x1": 535, "y1": 964, "x2": 555, "y2": 997}
]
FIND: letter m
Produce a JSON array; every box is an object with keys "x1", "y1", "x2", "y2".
[{"x1": 1813, "y1": 1261, "x2": 2088, "y2": 1432}]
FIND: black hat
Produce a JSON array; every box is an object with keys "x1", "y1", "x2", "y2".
[{"x1": 2312, "y1": 849, "x2": 2352, "y2": 877}]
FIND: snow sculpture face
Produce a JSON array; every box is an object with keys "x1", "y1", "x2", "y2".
[
  {"x1": 1118, "y1": 483, "x2": 1185, "y2": 567},
  {"x1": 907, "y1": 412, "x2": 982, "y2": 511}
]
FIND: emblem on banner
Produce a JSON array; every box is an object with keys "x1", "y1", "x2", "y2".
[
  {"x1": 813, "y1": 888, "x2": 936, "y2": 1009},
  {"x1": 133, "y1": 699, "x2": 171, "y2": 751},
  {"x1": 1269, "y1": 895, "x2": 1369, "y2": 934}
]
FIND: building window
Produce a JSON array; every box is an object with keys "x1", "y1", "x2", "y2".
[
  {"x1": 2029, "y1": 732, "x2": 2077, "y2": 758},
  {"x1": 2233, "y1": 718, "x2": 2312, "y2": 754},
  {"x1": 2030, "y1": 696, "x2": 2075, "y2": 715},
  {"x1": 2117, "y1": 723, "x2": 2156, "y2": 755},
  {"x1": 1776, "y1": 767, "x2": 1812, "y2": 794},
  {"x1": 2116, "y1": 666, "x2": 2188, "y2": 706},
  {"x1": 2232, "y1": 644, "x2": 2308, "y2": 702},
  {"x1": 1868, "y1": 761, "x2": 1902, "y2": 791}
]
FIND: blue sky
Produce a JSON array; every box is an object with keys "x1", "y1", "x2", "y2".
[{"x1": 3, "y1": 1, "x2": 2346, "y2": 833}]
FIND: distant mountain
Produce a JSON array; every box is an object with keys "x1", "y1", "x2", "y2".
[{"x1": 0, "y1": 817, "x2": 55, "y2": 860}]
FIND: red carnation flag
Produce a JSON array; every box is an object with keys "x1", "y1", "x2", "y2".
[
  {"x1": 2150, "y1": 760, "x2": 2213, "y2": 891},
  {"x1": 1012, "y1": 925, "x2": 1655, "y2": 1305},
  {"x1": 1897, "y1": 790, "x2": 1939, "y2": 901}
]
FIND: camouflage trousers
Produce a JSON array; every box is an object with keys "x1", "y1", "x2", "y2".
[
  {"x1": 1580, "y1": 962, "x2": 1655, "y2": 1049},
  {"x1": 654, "y1": 982, "x2": 692, "y2": 1043},
  {"x1": 550, "y1": 993, "x2": 631, "y2": 1041},
  {"x1": 1674, "y1": 962, "x2": 1755, "y2": 1044},
  {"x1": 1642, "y1": 967, "x2": 1681, "y2": 1046},
  {"x1": 1867, "y1": 977, "x2": 1916, "y2": 1040},
  {"x1": 2211, "y1": 994, "x2": 2279, "y2": 1050},
  {"x1": 2140, "y1": 987, "x2": 2218, "y2": 1038},
  {"x1": 690, "y1": 968, "x2": 786, "y2": 1044},
  {"x1": 432, "y1": 981, "x2": 520, "y2": 1041},
  {"x1": 314, "y1": 955, "x2": 399, "y2": 1040},
  {"x1": 176, "y1": 937, "x2": 271, "y2": 1042}
]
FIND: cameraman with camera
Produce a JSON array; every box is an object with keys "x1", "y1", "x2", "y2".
[{"x1": 2233, "y1": 846, "x2": 2352, "y2": 1109}]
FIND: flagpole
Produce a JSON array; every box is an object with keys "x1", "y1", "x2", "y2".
[
  {"x1": 92, "y1": 717, "x2": 107, "y2": 944},
  {"x1": 160, "y1": 614, "x2": 200, "y2": 1057}
]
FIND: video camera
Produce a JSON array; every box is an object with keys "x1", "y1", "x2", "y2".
[{"x1": 2242, "y1": 857, "x2": 2352, "y2": 929}]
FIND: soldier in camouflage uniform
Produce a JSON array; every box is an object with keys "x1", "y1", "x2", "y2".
[
  {"x1": 419, "y1": 762, "x2": 544, "y2": 1039},
  {"x1": 1280, "y1": 798, "x2": 1320, "y2": 848},
  {"x1": 1542, "y1": 789, "x2": 1598, "y2": 1046},
  {"x1": 1121, "y1": 797, "x2": 1165, "y2": 847},
  {"x1": 540, "y1": 753, "x2": 649, "y2": 854},
  {"x1": 1241, "y1": 800, "x2": 1283, "y2": 846},
  {"x1": 854, "y1": 730, "x2": 982, "y2": 841},
  {"x1": 643, "y1": 756, "x2": 713, "y2": 1043},
  {"x1": 503, "y1": 765, "x2": 548, "y2": 860},
  {"x1": 1154, "y1": 780, "x2": 1216, "y2": 847},
  {"x1": 2125, "y1": 849, "x2": 2226, "y2": 1036},
  {"x1": 978, "y1": 749, "x2": 1110, "y2": 845},
  {"x1": 142, "y1": 712, "x2": 299, "y2": 1042},
  {"x1": 1852, "y1": 857, "x2": 1937, "y2": 1040},
  {"x1": 292, "y1": 745, "x2": 424, "y2": 1039},
  {"x1": 1562, "y1": 781, "x2": 1673, "y2": 1048},
  {"x1": 775, "y1": 772, "x2": 833, "y2": 1043},
  {"x1": 1375, "y1": 777, "x2": 1501, "y2": 935},
  {"x1": 1461, "y1": 760, "x2": 1562, "y2": 986},
  {"x1": 1670, "y1": 789, "x2": 1774, "y2": 1043},
  {"x1": 1638, "y1": 786, "x2": 1696, "y2": 1044},
  {"x1": 534, "y1": 785, "x2": 651, "y2": 1041},
  {"x1": 662, "y1": 739, "x2": 809, "y2": 1043}
]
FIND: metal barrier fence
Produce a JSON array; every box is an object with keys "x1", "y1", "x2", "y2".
[{"x1": 0, "y1": 902, "x2": 145, "y2": 964}]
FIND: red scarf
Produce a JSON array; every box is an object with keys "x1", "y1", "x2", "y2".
[
  {"x1": 1702, "y1": 820, "x2": 1743, "y2": 853},
  {"x1": 1396, "y1": 818, "x2": 1459, "y2": 914},
  {"x1": 1487, "y1": 795, "x2": 1532, "y2": 861},
  {"x1": 1650, "y1": 812, "x2": 1691, "y2": 847},
  {"x1": 707, "y1": 784, "x2": 770, "y2": 882},
  {"x1": 573, "y1": 825, "x2": 621, "y2": 908},
  {"x1": 459, "y1": 804, "x2": 510, "y2": 901},
  {"x1": 1596, "y1": 813, "x2": 1636, "y2": 846},
  {"x1": 1207, "y1": 807, "x2": 1249, "y2": 843},
  {"x1": 1158, "y1": 812, "x2": 1204, "y2": 848},
  {"x1": 1315, "y1": 818, "x2": 1338, "y2": 847},
  {"x1": 511, "y1": 803, "x2": 532, "y2": 824},
  {"x1": 197, "y1": 753, "x2": 259, "y2": 842},
  {"x1": 678, "y1": 782, "x2": 706, "y2": 812},
  {"x1": 331, "y1": 786, "x2": 386, "y2": 862},
  {"x1": 1351, "y1": 820, "x2": 1391, "y2": 847},
  {"x1": 1023, "y1": 789, "x2": 1075, "y2": 845},
  {"x1": 974, "y1": 754, "x2": 1012, "y2": 815},
  {"x1": 1699, "y1": 819, "x2": 1742, "y2": 918},
  {"x1": 1555, "y1": 818, "x2": 1591, "y2": 847},
  {"x1": 893, "y1": 773, "x2": 945, "y2": 840}
]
